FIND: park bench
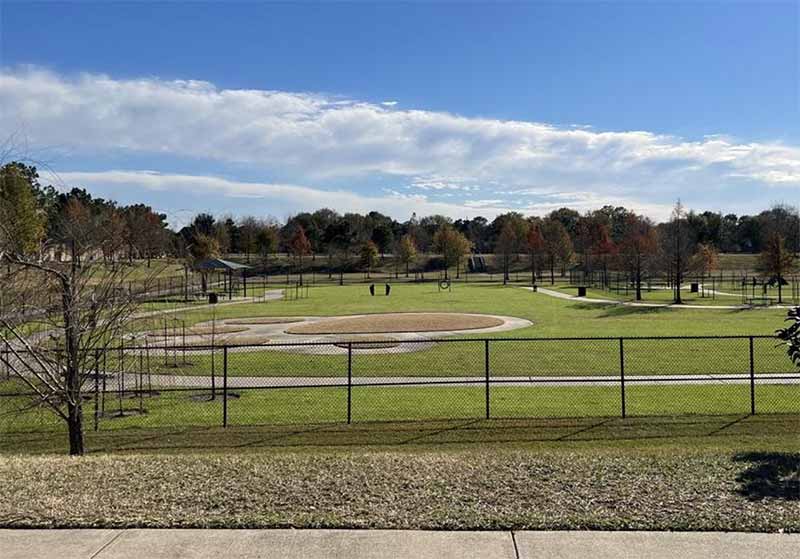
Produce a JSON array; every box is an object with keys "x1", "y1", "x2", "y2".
[{"x1": 746, "y1": 297, "x2": 774, "y2": 307}]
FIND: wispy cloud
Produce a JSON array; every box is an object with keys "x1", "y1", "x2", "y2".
[
  {"x1": 48, "y1": 170, "x2": 675, "y2": 224},
  {"x1": 2, "y1": 67, "x2": 799, "y2": 219}
]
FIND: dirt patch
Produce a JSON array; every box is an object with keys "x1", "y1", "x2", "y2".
[
  {"x1": 225, "y1": 317, "x2": 305, "y2": 325},
  {"x1": 287, "y1": 313, "x2": 505, "y2": 335}
]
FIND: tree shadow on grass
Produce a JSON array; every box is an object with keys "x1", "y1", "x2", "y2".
[
  {"x1": 733, "y1": 451, "x2": 800, "y2": 501},
  {"x1": 594, "y1": 305, "x2": 672, "y2": 318},
  {"x1": 6, "y1": 415, "x2": 798, "y2": 455}
]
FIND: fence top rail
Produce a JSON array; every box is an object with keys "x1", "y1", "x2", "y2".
[{"x1": 76, "y1": 333, "x2": 785, "y2": 353}]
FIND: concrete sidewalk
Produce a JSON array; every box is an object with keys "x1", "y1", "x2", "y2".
[{"x1": 3, "y1": 529, "x2": 799, "y2": 559}]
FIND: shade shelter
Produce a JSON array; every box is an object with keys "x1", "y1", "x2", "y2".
[{"x1": 194, "y1": 258, "x2": 251, "y2": 300}]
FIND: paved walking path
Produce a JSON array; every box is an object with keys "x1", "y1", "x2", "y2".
[
  {"x1": 526, "y1": 286, "x2": 792, "y2": 310},
  {"x1": 3, "y1": 529, "x2": 798, "y2": 559},
  {"x1": 133, "y1": 288, "x2": 285, "y2": 320},
  {"x1": 118, "y1": 371, "x2": 800, "y2": 389}
]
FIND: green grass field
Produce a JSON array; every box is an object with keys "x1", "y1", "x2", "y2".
[
  {"x1": 156, "y1": 282, "x2": 787, "y2": 336},
  {"x1": 3, "y1": 283, "x2": 797, "y2": 434},
  {"x1": 102, "y1": 283, "x2": 793, "y2": 381},
  {"x1": 552, "y1": 284, "x2": 747, "y2": 305},
  {"x1": 3, "y1": 382, "x2": 799, "y2": 436}
]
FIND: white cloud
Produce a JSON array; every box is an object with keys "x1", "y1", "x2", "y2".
[
  {"x1": 409, "y1": 175, "x2": 480, "y2": 191},
  {"x1": 48, "y1": 170, "x2": 513, "y2": 224},
  {"x1": 49, "y1": 169, "x2": 675, "y2": 224},
  {"x1": 3, "y1": 67, "x2": 799, "y2": 218}
]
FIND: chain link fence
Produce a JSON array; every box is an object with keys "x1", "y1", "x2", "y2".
[{"x1": 2, "y1": 335, "x2": 799, "y2": 434}]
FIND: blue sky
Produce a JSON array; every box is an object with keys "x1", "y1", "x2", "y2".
[{"x1": 1, "y1": 1, "x2": 798, "y2": 225}]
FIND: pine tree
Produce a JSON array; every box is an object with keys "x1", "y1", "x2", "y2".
[{"x1": 0, "y1": 163, "x2": 45, "y2": 256}]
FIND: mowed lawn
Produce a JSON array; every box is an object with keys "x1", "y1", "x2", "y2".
[
  {"x1": 159, "y1": 282, "x2": 788, "y2": 336},
  {"x1": 3, "y1": 282, "x2": 798, "y2": 435},
  {"x1": 114, "y1": 283, "x2": 793, "y2": 379},
  {"x1": 4, "y1": 383, "x2": 800, "y2": 435}
]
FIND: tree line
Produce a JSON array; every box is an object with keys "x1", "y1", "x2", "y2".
[{"x1": 2, "y1": 161, "x2": 798, "y2": 301}]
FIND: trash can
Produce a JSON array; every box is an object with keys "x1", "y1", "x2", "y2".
[
  {"x1": 208, "y1": 292, "x2": 218, "y2": 304},
  {"x1": 690, "y1": 283, "x2": 699, "y2": 293},
  {"x1": 577, "y1": 286, "x2": 587, "y2": 297}
]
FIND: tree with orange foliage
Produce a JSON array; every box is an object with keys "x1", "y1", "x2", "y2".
[
  {"x1": 289, "y1": 225, "x2": 312, "y2": 285},
  {"x1": 620, "y1": 214, "x2": 659, "y2": 301},
  {"x1": 526, "y1": 220, "x2": 545, "y2": 286}
]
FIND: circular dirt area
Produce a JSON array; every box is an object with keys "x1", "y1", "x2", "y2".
[{"x1": 286, "y1": 313, "x2": 505, "y2": 335}]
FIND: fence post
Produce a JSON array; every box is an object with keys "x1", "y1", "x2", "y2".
[
  {"x1": 93, "y1": 349, "x2": 100, "y2": 431},
  {"x1": 749, "y1": 336, "x2": 756, "y2": 415},
  {"x1": 3, "y1": 340, "x2": 8, "y2": 380},
  {"x1": 484, "y1": 339, "x2": 490, "y2": 419},
  {"x1": 347, "y1": 342, "x2": 353, "y2": 424},
  {"x1": 223, "y1": 345, "x2": 228, "y2": 427},
  {"x1": 619, "y1": 338, "x2": 626, "y2": 419}
]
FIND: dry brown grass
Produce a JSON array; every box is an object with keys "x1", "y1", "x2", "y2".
[
  {"x1": 287, "y1": 313, "x2": 504, "y2": 335},
  {"x1": 2, "y1": 450, "x2": 798, "y2": 530}
]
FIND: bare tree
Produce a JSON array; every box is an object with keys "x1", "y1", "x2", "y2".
[
  {"x1": 661, "y1": 201, "x2": 694, "y2": 304},
  {"x1": 0, "y1": 165, "x2": 159, "y2": 455}
]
